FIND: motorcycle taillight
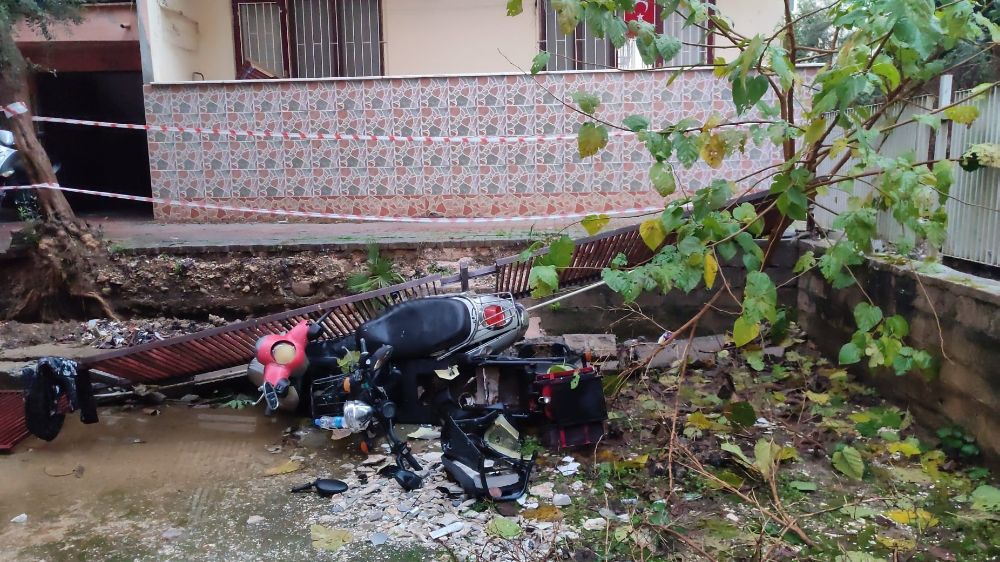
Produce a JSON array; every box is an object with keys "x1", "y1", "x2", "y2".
[{"x1": 483, "y1": 304, "x2": 506, "y2": 328}]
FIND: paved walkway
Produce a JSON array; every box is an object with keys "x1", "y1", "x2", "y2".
[{"x1": 0, "y1": 214, "x2": 642, "y2": 254}]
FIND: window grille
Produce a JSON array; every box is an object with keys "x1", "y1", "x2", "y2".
[
  {"x1": 233, "y1": 0, "x2": 383, "y2": 79},
  {"x1": 539, "y1": 1, "x2": 708, "y2": 71}
]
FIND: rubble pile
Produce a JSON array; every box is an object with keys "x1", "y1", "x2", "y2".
[
  {"x1": 74, "y1": 317, "x2": 223, "y2": 349},
  {"x1": 303, "y1": 442, "x2": 584, "y2": 560}
]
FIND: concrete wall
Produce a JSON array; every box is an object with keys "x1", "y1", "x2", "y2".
[
  {"x1": 531, "y1": 241, "x2": 800, "y2": 339},
  {"x1": 797, "y1": 240, "x2": 1000, "y2": 466},
  {"x1": 145, "y1": 0, "x2": 236, "y2": 82},
  {"x1": 382, "y1": 0, "x2": 539, "y2": 76}
]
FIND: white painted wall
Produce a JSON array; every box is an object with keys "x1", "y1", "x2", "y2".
[
  {"x1": 145, "y1": 0, "x2": 235, "y2": 82},
  {"x1": 381, "y1": 0, "x2": 539, "y2": 76},
  {"x1": 715, "y1": 0, "x2": 784, "y2": 48}
]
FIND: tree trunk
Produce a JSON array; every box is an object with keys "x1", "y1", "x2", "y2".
[
  {"x1": 0, "y1": 73, "x2": 75, "y2": 221},
  {"x1": 0, "y1": 54, "x2": 116, "y2": 321}
]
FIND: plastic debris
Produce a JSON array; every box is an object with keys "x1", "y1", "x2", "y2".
[{"x1": 429, "y1": 522, "x2": 464, "y2": 539}]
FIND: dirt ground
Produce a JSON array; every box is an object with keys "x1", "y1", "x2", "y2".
[{"x1": 0, "y1": 405, "x2": 441, "y2": 562}]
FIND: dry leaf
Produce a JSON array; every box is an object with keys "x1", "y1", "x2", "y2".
[{"x1": 263, "y1": 460, "x2": 303, "y2": 476}]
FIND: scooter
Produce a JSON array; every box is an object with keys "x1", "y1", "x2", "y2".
[
  {"x1": 248, "y1": 292, "x2": 609, "y2": 499},
  {"x1": 0, "y1": 129, "x2": 21, "y2": 185}
]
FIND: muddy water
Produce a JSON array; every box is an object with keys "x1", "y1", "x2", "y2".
[{"x1": 0, "y1": 405, "x2": 418, "y2": 561}]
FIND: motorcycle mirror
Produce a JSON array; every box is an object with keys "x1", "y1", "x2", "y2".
[
  {"x1": 307, "y1": 309, "x2": 334, "y2": 340},
  {"x1": 392, "y1": 469, "x2": 423, "y2": 491},
  {"x1": 369, "y1": 345, "x2": 393, "y2": 371},
  {"x1": 290, "y1": 478, "x2": 348, "y2": 498},
  {"x1": 0, "y1": 130, "x2": 13, "y2": 148}
]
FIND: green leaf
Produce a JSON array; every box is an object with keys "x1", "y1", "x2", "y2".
[
  {"x1": 944, "y1": 105, "x2": 979, "y2": 125},
  {"x1": 528, "y1": 265, "x2": 559, "y2": 297},
  {"x1": 721, "y1": 442, "x2": 753, "y2": 468},
  {"x1": 884, "y1": 315, "x2": 909, "y2": 338},
  {"x1": 853, "y1": 302, "x2": 883, "y2": 332},
  {"x1": 732, "y1": 202, "x2": 756, "y2": 223},
  {"x1": 649, "y1": 162, "x2": 677, "y2": 197},
  {"x1": 732, "y1": 75, "x2": 768, "y2": 115},
  {"x1": 832, "y1": 446, "x2": 865, "y2": 480},
  {"x1": 776, "y1": 186, "x2": 808, "y2": 220},
  {"x1": 733, "y1": 316, "x2": 760, "y2": 347},
  {"x1": 769, "y1": 47, "x2": 794, "y2": 91},
  {"x1": 639, "y1": 219, "x2": 666, "y2": 251},
  {"x1": 571, "y1": 91, "x2": 601, "y2": 115},
  {"x1": 541, "y1": 235, "x2": 575, "y2": 268},
  {"x1": 914, "y1": 113, "x2": 942, "y2": 131},
  {"x1": 486, "y1": 516, "x2": 522, "y2": 538},
  {"x1": 839, "y1": 342, "x2": 862, "y2": 365},
  {"x1": 661, "y1": 205, "x2": 685, "y2": 234},
  {"x1": 970, "y1": 485, "x2": 1000, "y2": 512},
  {"x1": 871, "y1": 61, "x2": 900, "y2": 90},
  {"x1": 789, "y1": 480, "x2": 817, "y2": 492},
  {"x1": 581, "y1": 214, "x2": 610, "y2": 236},
  {"x1": 622, "y1": 114, "x2": 650, "y2": 132},
  {"x1": 578, "y1": 122, "x2": 608, "y2": 158},
  {"x1": 530, "y1": 51, "x2": 550, "y2": 74},
  {"x1": 793, "y1": 251, "x2": 816, "y2": 274},
  {"x1": 753, "y1": 439, "x2": 782, "y2": 478},
  {"x1": 505, "y1": 0, "x2": 523, "y2": 16},
  {"x1": 654, "y1": 34, "x2": 682, "y2": 62},
  {"x1": 602, "y1": 269, "x2": 641, "y2": 302},
  {"x1": 551, "y1": 0, "x2": 581, "y2": 34}
]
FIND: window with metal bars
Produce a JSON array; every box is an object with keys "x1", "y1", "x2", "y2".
[
  {"x1": 538, "y1": 1, "x2": 709, "y2": 71},
  {"x1": 232, "y1": 0, "x2": 383, "y2": 79}
]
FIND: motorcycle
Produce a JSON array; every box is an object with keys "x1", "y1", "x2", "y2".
[
  {"x1": 0, "y1": 128, "x2": 53, "y2": 217},
  {"x1": 0, "y1": 129, "x2": 21, "y2": 184},
  {"x1": 247, "y1": 292, "x2": 609, "y2": 499}
]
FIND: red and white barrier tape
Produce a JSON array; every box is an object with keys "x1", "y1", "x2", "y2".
[
  {"x1": 1, "y1": 102, "x2": 28, "y2": 118},
  {"x1": 3, "y1": 101, "x2": 634, "y2": 144},
  {"x1": 1, "y1": 184, "x2": 661, "y2": 223}
]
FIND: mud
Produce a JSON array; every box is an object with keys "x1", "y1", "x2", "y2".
[{"x1": 0, "y1": 405, "x2": 437, "y2": 561}]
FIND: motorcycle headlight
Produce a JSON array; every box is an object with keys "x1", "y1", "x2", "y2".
[
  {"x1": 343, "y1": 401, "x2": 374, "y2": 431},
  {"x1": 271, "y1": 342, "x2": 297, "y2": 365}
]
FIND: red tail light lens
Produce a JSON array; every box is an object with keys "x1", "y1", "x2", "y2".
[{"x1": 483, "y1": 304, "x2": 506, "y2": 328}]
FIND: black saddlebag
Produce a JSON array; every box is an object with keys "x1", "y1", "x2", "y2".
[{"x1": 533, "y1": 366, "x2": 607, "y2": 448}]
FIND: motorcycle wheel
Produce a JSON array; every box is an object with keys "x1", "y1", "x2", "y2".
[{"x1": 24, "y1": 372, "x2": 65, "y2": 442}]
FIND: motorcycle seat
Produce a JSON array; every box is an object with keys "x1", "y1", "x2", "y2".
[{"x1": 357, "y1": 298, "x2": 471, "y2": 358}]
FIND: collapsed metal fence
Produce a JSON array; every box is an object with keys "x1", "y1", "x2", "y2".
[
  {"x1": 1, "y1": 190, "x2": 778, "y2": 450},
  {"x1": 78, "y1": 221, "x2": 654, "y2": 385}
]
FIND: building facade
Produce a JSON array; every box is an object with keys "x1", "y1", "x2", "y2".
[{"x1": 23, "y1": 1, "x2": 790, "y2": 221}]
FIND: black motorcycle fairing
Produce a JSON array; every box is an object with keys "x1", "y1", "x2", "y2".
[
  {"x1": 304, "y1": 336, "x2": 358, "y2": 372},
  {"x1": 356, "y1": 298, "x2": 471, "y2": 358}
]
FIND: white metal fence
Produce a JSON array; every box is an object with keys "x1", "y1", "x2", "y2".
[
  {"x1": 813, "y1": 81, "x2": 1000, "y2": 268},
  {"x1": 944, "y1": 87, "x2": 1000, "y2": 266}
]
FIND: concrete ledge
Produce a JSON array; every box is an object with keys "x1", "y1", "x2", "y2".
[{"x1": 797, "y1": 238, "x2": 1000, "y2": 467}]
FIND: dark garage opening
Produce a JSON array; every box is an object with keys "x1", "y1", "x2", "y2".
[{"x1": 34, "y1": 71, "x2": 152, "y2": 218}]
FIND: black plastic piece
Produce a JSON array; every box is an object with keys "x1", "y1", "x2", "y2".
[{"x1": 290, "y1": 478, "x2": 348, "y2": 497}]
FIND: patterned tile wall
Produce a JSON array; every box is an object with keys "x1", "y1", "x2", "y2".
[{"x1": 144, "y1": 69, "x2": 793, "y2": 221}]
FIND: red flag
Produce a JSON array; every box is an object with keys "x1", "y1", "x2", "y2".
[{"x1": 625, "y1": 1, "x2": 656, "y2": 25}]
